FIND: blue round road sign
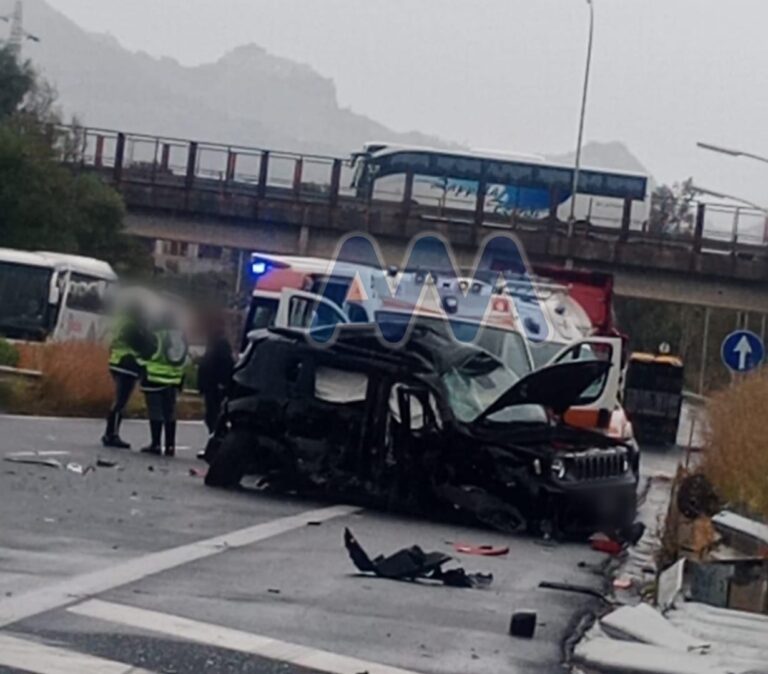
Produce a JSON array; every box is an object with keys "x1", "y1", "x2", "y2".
[{"x1": 721, "y1": 330, "x2": 765, "y2": 373}]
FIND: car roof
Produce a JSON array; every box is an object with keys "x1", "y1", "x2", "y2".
[{"x1": 274, "y1": 322, "x2": 495, "y2": 375}]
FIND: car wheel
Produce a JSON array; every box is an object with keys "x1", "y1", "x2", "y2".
[{"x1": 204, "y1": 431, "x2": 253, "y2": 488}]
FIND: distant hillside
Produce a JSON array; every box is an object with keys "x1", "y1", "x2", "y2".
[
  {"x1": 19, "y1": 0, "x2": 452, "y2": 156},
  {"x1": 547, "y1": 141, "x2": 654, "y2": 180},
  {"x1": 17, "y1": 0, "x2": 653, "y2": 179}
]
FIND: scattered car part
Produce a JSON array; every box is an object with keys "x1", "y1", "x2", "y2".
[
  {"x1": 509, "y1": 611, "x2": 537, "y2": 638},
  {"x1": 96, "y1": 458, "x2": 118, "y2": 468},
  {"x1": 538, "y1": 581, "x2": 610, "y2": 603},
  {"x1": 344, "y1": 528, "x2": 492, "y2": 589},
  {"x1": 4, "y1": 456, "x2": 62, "y2": 469},
  {"x1": 453, "y1": 543, "x2": 510, "y2": 556}
]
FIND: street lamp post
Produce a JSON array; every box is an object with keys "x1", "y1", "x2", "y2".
[
  {"x1": 697, "y1": 141, "x2": 768, "y2": 166},
  {"x1": 568, "y1": 0, "x2": 595, "y2": 236},
  {"x1": 697, "y1": 141, "x2": 768, "y2": 243}
]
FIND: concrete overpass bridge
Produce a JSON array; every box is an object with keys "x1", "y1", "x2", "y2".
[{"x1": 69, "y1": 127, "x2": 768, "y2": 314}]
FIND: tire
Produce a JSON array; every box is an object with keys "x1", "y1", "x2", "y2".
[{"x1": 204, "y1": 431, "x2": 253, "y2": 489}]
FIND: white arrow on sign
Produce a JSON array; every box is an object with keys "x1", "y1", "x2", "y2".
[{"x1": 734, "y1": 335, "x2": 753, "y2": 370}]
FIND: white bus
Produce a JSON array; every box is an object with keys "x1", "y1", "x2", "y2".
[{"x1": 0, "y1": 248, "x2": 117, "y2": 343}]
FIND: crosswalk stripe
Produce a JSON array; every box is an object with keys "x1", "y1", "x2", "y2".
[
  {"x1": 0, "y1": 504, "x2": 358, "y2": 628},
  {"x1": 69, "y1": 599, "x2": 422, "y2": 674},
  {"x1": 0, "y1": 634, "x2": 153, "y2": 674}
]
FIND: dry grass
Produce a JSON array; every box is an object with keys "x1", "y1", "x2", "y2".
[
  {"x1": 5, "y1": 341, "x2": 202, "y2": 420},
  {"x1": 37, "y1": 342, "x2": 115, "y2": 416},
  {"x1": 700, "y1": 371, "x2": 768, "y2": 519}
]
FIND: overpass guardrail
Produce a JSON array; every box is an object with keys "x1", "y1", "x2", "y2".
[{"x1": 56, "y1": 125, "x2": 768, "y2": 261}]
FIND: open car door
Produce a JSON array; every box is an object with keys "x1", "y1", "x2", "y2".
[
  {"x1": 548, "y1": 337, "x2": 625, "y2": 430},
  {"x1": 274, "y1": 289, "x2": 349, "y2": 331}
]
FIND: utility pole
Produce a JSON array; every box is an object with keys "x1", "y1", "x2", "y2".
[
  {"x1": 1, "y1": 1, "x2": 40, "y2": 58},
  {"x1": 8, "y1": 0, "x2": 22, "y2": 57},
  {"x1": 568, "y1": 0, "x2": 595, "y2": 236}
]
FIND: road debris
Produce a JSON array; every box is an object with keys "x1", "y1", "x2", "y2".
[
  {"x1": 509, "y1": 611, "x2": 537, "y2": 638},
  {"x1": 453, "y1": 543, "x2": 509, "y2": 556},
  {"x1": 538, "y1": 581, "x2": 609, "y2": 603},
  {"x1": 66, "y1": 462, "x2": 96, "y2": 475},
  {"x1": 590, "y1": 533, "x2": 623, "y2": 556},
  {"x1": 188, "y1": 467, "x2": 206, "y2": 478},
  {"x1": 344, "y1": 528, "x2": 492, "y2": 589},
  {"x1": 4, "y1": 456, "x2": 62, "y2": 469},
  {"x1": 96, "y1": 458, "x2": 119, "y2": 468}
]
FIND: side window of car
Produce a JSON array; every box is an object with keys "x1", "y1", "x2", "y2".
[
  {"x1": 285, "y1": 355, "x2": 315, "y2": 398},
  {"x1": 556, "y1": 342, "x2": 613, "y2": 404}
]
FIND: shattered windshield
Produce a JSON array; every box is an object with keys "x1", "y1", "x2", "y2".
[
  {"x1": 0, "y1": 262, "x2": 53, "y2": 340},
  {"x1": 441, "y1": 351, "x2": 520, "y2": 422}
]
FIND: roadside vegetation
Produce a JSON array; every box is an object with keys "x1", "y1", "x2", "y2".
[
  {"x1": 3, "y1": 342, "x2": 202, "y2": 420},
  {"x1": 0, "y1": 46, "x2": 149, "y2": 273},
  {"x1": 700, "y1": 371, "x2": 768, "y2": 519}
]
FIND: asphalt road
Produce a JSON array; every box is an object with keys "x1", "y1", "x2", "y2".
[{"x1": 0, "y1": 414, "x2": 666, "y2": 674}]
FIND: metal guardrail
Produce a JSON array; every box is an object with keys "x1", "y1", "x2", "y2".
[
  {"x1": 0, "y1": 365, "x2": 42, "y2": 379},
  {"x1": 56, "y1": 125, "x2": 768, "y2": 256}
]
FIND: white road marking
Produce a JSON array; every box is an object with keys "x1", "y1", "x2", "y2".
[
  {"x1": 0, "y1": 633, "x2": 153, "y2": 674},
  {"x1": 70, "y1": 600, "x2": 420, "y2": 674},
  {"x1": 0, "y1": 504, "x2": 357, "y2": 628}
]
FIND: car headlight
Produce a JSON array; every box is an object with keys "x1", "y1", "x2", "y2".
[{"x1": 551, "y1": 458, "x2": 567, "y2": 480}]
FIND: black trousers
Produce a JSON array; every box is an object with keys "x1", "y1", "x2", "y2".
[
  {"x1": 144, "y1": 387, "x2": 178, "y2": 422},
  {"x1": 203, "y1": 389, "x2": 224, "y2": 434},
  {"x1": 105, "y1": 371, "x2": 138, "y2": 437}
]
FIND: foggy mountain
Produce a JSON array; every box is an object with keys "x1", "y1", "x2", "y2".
[
  {"x1": 18, "y1": 0, "x2": 651, "y2": 178},
  {"x1": 20, "y1": 0, "x2": 451, "y2": 155}
]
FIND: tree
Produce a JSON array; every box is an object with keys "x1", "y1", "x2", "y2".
[
  {"x1": 0, "y1": 46, "x2": 33, "y2": 119},
  {"x1": 649, "y1": 178, "x2": 697, "y2": 235},
  {"x1": 0, "y1": 46, "x2": 150, "y2": 272}
]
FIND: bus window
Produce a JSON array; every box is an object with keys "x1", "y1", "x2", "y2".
[
  {"x1": 0, "y1": 262, "x2": 54, "y2": 341},
  {"x1": 66, "y1": 274, "x2": 110, "y2": 313}
]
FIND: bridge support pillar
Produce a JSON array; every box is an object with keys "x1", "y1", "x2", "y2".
[
  {"x1": 329, "y1": 159, "x2": 342, "y2": 209},
  {"x1": 293, "y1": 158, "x2": 303, "y2": 197},
  {"x1": 258, "y1": 151, "x2": 270, "y2": 198},
  {"x1": 693, "y1": 203, "x2": 706, "y2": 254},
  {"x1": 185, "y1": 142, "x2": 198, "y2": 189},
  {"x1": 94, "y1": 135, "x2": 105, "y2": 168},
  {"x1": 113, "y1": 132, "x2": 126, "y2": 184},
  {"x1": 401, "y1": 170, "x2": 414, "y2": 219},
  {"x1": 619, "y1": 198, "x2": 632, "y2": 243}
]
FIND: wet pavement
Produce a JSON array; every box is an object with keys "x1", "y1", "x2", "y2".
[{"x1": 0, "y1": 412, "x2": 687, "y2": 674}]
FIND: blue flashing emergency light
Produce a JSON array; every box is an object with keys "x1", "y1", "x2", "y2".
[{"x1": 250, "y1": 260, "x2": 269, "y2": 277}]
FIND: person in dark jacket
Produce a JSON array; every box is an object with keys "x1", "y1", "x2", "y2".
[
  {"x1": 102, "y1": 304, "x2": 154, "y2": 449},
  {"x1": 197, "y1": 318, "x2": 234, "y2": 435}
]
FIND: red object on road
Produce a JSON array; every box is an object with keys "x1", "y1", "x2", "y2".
[
  {"x1": 189, "y1": 468, "x2": 207, "y2": 478},
  {"x1": 590, "y1": 535, "x2": 623, "y2": 556},
  {"x1": 453, "y1": 543, "x2": 510, "y2": 557}
]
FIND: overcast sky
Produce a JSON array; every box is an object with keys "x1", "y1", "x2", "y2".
[{"x1": 31, "y1": 1, "x2": 768, "y2": 203}]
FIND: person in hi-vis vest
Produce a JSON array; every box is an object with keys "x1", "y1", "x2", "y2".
[
  {"x1": 140, "y1": 312, "x2": 189, "y2": 457},
  {"x1": 102, "y1": 304, "x2": 154, "y2": 449}
]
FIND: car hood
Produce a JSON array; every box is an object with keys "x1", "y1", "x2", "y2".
[{"x1": 474, "y1": 360, "x2": 611, "y2": 423}]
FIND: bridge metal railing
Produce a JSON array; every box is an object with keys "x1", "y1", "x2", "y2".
[{"x1": 58, "y1": 125, "x2": 768, "y2": 257}]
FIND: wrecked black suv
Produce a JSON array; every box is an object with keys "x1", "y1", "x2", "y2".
[{"x1": 204, "y1": 323, "x2": 639, "y2": 537}]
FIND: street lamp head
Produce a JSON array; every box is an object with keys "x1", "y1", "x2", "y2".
[{"x1": 697, "y1": 142, "x2": 742, "y2": 158}]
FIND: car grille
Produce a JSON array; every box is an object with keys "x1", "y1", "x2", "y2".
[{"x1": 567, "y1": 449, "x2": 629, "y2": 482}]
